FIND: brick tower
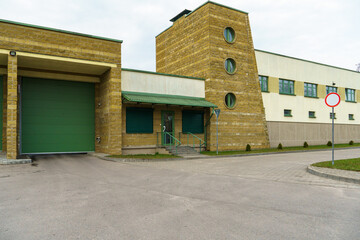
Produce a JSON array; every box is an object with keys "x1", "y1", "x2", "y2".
[{"x1": 156, "y1": 2, "x2": 269, "y2": 151}]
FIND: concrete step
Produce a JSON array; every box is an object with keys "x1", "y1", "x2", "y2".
[{"x1": 166, "y1": 146, "x2": 204, "y2": 156}]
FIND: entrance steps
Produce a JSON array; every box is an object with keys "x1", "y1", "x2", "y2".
[{"x1": 166, "y1": 146, "x2": 206, "y2": 158}]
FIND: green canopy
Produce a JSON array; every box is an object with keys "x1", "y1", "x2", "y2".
[{"x1": 122, "y1": 91, "x2": 217, "y2": 108}]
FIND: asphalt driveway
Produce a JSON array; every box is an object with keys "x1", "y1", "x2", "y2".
[{"x1": 0, "y1": 149, "x2": 359, "y2": 240}]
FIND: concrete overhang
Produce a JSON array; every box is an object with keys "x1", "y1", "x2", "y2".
[{"x1": 0, "y1": 49, "x2": 118, "y2": 82}]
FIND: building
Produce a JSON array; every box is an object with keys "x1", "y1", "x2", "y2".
[
  {"x1": 0, "y1": 1, "x2": 359, "y2": 162},
  {"x1": 256, "y1": 49, "x2": 360, "y2": 147}
]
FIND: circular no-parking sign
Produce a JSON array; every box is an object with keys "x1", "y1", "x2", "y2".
[{"x1": 325, "y1": 92, "x2": 341, "y2": 107}]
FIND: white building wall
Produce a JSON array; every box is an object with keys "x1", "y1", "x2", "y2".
[
  {"x1": 255, "y1": 50, "x2": 360, "y2": 89},
  {"x1": 262, "y1": 93, "x2": 360, "y2": 125},
  {"x1": 256, "y1": 50, "x2": 360, "y2": 124},
  {"x1": 122, "y1": 69, "x2": 205, "y2": 98}
]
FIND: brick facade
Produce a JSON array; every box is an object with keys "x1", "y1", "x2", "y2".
[
  {"x1": 156, "y1": 2, "x2": 270, "y2": 151},
  {"x1": 0, "y1": 21, "x2": 122, "y2": 158}
]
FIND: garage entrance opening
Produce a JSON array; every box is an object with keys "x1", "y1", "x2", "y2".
[{"x1": 21, "y1": 77, "x2": 95, "y2": 154}]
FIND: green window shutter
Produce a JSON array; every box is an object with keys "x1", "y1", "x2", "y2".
[
  {"x1": 182, "y1": 110, "x2": 204, "y2": 134},
  {"x1": 126, "y1": 107, "x2": 153, "y2": 133}
]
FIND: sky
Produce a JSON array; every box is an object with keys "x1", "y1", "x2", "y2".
[{"x1": 1, "y1": 0, "x2": 359, "y2": 72}]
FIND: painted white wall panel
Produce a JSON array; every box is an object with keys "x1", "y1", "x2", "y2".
[{"x1": 122, "y1": 70, "x2": 205, "y2": 98}]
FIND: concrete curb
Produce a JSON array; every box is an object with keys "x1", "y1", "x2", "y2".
[
  {"x1": 94, "y1": 154, "x2": 184, "y2": 163},
  {"x1": 307, "y1": 165, "x2": 360, "y2": 184},
  {"x1": 0, "y1": 158, "x2": 32, "y2": 165}
]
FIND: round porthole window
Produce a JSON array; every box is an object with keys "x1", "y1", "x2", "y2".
[
  {"x1": 225, "y1": 58, "x2": 236, "y2": 74},
  {"x1": 225, "y1": 93, "x2": 236, "y2": 109},
  {"x1": 224, "y1": 27, "x2": 235, "y2": 43}
]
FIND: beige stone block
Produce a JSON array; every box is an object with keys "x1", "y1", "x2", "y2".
[
  {"x1": 268, "y1": 77, "x2": 278, "y2": 93},
  {"x1": 295, "y1": 81, "x2": 304, "y2": 96}
]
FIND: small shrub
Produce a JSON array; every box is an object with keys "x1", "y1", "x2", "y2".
[
  {"x1": 327, "y1": 141, "x2": 332, "y2": 147},
  {"x1": 277, "y1": 143, "x2": 283, "y2": 150},
  {"x1": 246, "y1": 144, "x2": 251, "y2": 151},
  {"x1": 155, "y1": 152, "x2": 159, "y2": 155},
  {"x1": 303, "y1": 142, "x2": 309, "y2": 148},
  {"x1": 349, "y1": 140, "x2": 354, "y2": 145}
]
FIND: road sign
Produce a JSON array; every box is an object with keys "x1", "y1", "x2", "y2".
[
  {"x1": 214, "y1": 109, "x2": 221, "y2": 117},
  {"x1": 325, "y1": 92, "x2": 341, "y2": 166},
  {"x1": 325, "y1": 92, "x2": 341, "y2": 107}
]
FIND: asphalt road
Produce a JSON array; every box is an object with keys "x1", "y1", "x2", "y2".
[{"x1": 0, "y1": 149, "x2": 359, "y2": 240}]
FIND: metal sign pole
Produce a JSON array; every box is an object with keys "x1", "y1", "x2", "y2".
[
  {"x1": 332, "y1": 106, "x2": 334, "y2": 165},
  {"x1": 216, "y1": 115, "x2": 218, "y2": 155},
  {"x1": 325, "y1": 92, "x2": 340, "y2": 166}
]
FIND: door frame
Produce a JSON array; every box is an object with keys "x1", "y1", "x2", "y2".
[{"x1": 161, "y1": 110, "x2": 175, "y2": 146}]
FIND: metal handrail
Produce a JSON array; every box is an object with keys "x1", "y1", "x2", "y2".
[
  {"x1": 180, "y1": 132, "x2": 206, "y2": 153},
  {"x1": 157, "y1": 132, "x2": 181, "y2": 155}
]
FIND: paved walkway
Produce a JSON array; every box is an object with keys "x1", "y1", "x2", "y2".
[
  {"x1": 126, "y1": 148, "x2": 360, "y2": 188},
  {"x1": 1, "y1": 150, "x2": 360, "y2": 240},
  {"x1": 100, "y1": 148, "x2": 360, "y2": 187}
]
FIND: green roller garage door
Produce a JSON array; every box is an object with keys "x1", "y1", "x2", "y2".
[
  {"x1": 21, "y1": 77, "x2": 95, "y2": 154},
  {"x1": 0, "y1": 76, "x2": 2, "y2": 150}
]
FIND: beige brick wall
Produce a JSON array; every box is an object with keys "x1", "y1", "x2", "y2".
[
  {"x1": 122, "y1": 104, "x2": 205, "y2": 149},
  {"x1": 6, "y1": 55, "x2": 17, "y2": 159},
  {"x1": 2, "y1": 76, "x2": 7, "y2": 151},
  {"x1": 95, "y1": 67, "x2": 122, "y2": 155},
  {"x1": 0, "y1": 21, "x2": 122, "y2": 158},
  {"x1": 156, "y1": 2, "x2": 269, "y2": 151}
]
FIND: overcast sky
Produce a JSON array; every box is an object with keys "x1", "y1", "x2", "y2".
[{"x1": 1, "y1": 0, "x2": 359, "y2": 72}]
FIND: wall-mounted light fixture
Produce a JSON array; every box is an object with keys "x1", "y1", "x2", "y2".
[
  {"x1": 96, "y1": 137, "x2": 101, "y2": 143},
  {"x1": 9, "y1": 50, "x2": 16, "y2": 56}
]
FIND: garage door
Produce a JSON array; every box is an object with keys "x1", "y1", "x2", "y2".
[
  {"x1": 0, "y1": 76, "x2": 2, "y2": 150},
  {"x1": 21, "y1": 77, "x2": 95, "y2": 154}
]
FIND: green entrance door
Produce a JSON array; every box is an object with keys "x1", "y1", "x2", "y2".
[
  {"x1": 21, "y1": 77, "x2": 95, "y2": 154},
  {"x1": 161, "y1": 111, "x2": 175, "y2": 145}
]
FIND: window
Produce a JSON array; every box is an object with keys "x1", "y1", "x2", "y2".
[
  {"x1": 259, "y1": 75, "x2": 268, "y2": 92},
  {"x1": 330, "y1": 112, "x2": 336, "y2": 119},
  {"x1": 326, "y1": 86, "x2": 337, "y2": 94},
  {"x1": 224, "y1": 27, "x2": 235, "y2": 43},
  {"x1": 304, "y1": 83, "x2": 317, "y2": 97},
  {"x1": 225, "y1": 58, "x2": 236, "y2": 74},
  {"x1": 279, "y1": 79, "x2": 294, "y2": 95},
  {"x1": 309, "y1": 111, "x2": 316, "y2": 118},
  {"x1": 284, "y1": 109, "x2": 292, "y2": 117},
  {"x1": 345, "y1": 88, "x2": 355, "y2": 102},
  {"x1": 126, "y1": 107, "x2": 153, "y2": 133},
  {"x1": 225, "y1": 93, "x2": 236, "y2": 108},
  {"x1": 349, "y1": 114, "x2": 354, "y2": 120},
  {"x1": 182, "y1": 110, "x2": 204, "y2": 134}
]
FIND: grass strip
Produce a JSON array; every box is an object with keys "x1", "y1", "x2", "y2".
[
  {"x1": 201, "y1": 143, "x2": 360, "y2": 156},
  {"x1": 312, "y1": 158, "x2": 360, "y2": 172}
]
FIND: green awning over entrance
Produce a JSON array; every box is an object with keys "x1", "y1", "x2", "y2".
[{"x1": 122, "y1": 91, "x2": 217, "y2": 108}]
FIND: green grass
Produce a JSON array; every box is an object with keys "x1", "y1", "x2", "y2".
[
  {"x1": 312, "y1": 158, "x2": 360, "y2": 172},
  {"x1": 201, "y1": 143, "x2": 360, "y2": 156},
  {"x1": 107, "y1": 154, "x2": 180, "y2": 159}
]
